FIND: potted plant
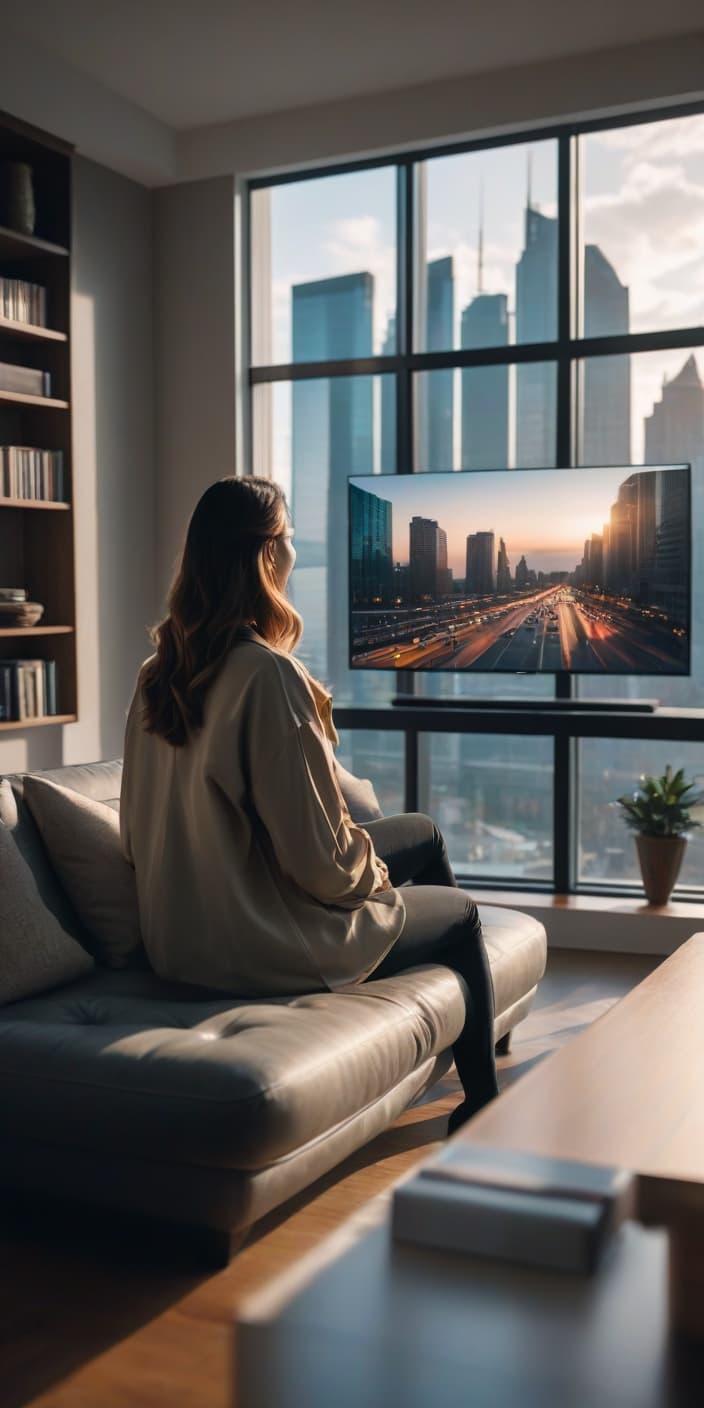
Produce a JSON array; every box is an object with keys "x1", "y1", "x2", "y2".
[{"x1": 616, "y1": 766, "x2": 704, "y2": 905}]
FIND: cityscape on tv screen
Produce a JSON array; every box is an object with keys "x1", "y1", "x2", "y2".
[{"x1": 349, "y1": 466, "x2": 690, "y2": 675}]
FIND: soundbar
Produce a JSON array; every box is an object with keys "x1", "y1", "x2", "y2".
[{"x1": 392, "y1": 697, "x2": 659, "y2": 713}]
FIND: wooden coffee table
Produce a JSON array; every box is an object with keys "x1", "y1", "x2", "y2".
[
  {"x1": 236, "y1": 936, "x2": 704, "y2": 1405},
  {"x1": 463, "y1": 931, "x2": 704, "y2": 1337}
]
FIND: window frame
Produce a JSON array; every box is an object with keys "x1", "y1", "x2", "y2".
[{"x1": 245, "y1": 98, "x2": 704, "y2": 900}]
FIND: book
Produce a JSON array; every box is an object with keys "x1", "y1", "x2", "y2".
[
  {"x1": 0, "y1": 587, "x2": 27, "y2": 601},
  {"x1": 32, "y1": 660, "x2": 45, "y2": 718},
  {"x1": 0, "y1": 659, "x2": 58, "y2": 720},
  {"x1": 0, "y1": 663, "x2": 12, "y2": 721},
  {"x1": 1, "y1": 446, "x2": 66, "y2": 501},
  {"x1": 0, "y1": 361, "x2": 51, "y2": 398},
  {"x1": 0, "y1": 276, "x2": 47, "y2": 327},
  {"x1": 392, "y1": 1144, "x2": 636, "y2": 1275},
  {"x1": 44, "y1": 658, "x2": 57, "y2": 715}
]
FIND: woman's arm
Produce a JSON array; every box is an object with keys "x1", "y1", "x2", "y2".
[
  {"x1": 250, "y1": 716, "x2": 390, "y2": 907},
  {"x1": 242, "y1": 655, "x2": 391, "y2": 908}
]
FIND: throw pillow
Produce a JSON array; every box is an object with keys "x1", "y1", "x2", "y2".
[
  {"x1": 0, "y1": 823, "x2": 93, "y2": 1004},
  {"x1": 22, "y1": 775, "x2": 142, "y2": 969},
  {"x1": 334, "y1": 758, "x2": 384, "y2": 824}
]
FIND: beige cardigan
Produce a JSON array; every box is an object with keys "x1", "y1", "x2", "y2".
[{"x1": 120, "y1": 634, "x2": 405, "y2": 996}]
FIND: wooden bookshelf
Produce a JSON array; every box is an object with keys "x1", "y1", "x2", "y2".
[
  {"x1": 0, "y1": 388, "x2": 69, "y2": 408},
  {"x1": 0, "y1": 316, "x2": 67, "y2": 342},
  {"x1": 0, "y1": 109, "x2": 76, "y2": 728},
  {"x1": 0, "y1": 625, "x2": 74, "y2": 637},
  {"x1": 0, "y1": 714, "x2": 76, "y2": 732},
  {"x1": 0, "y1": 497, "x2": 69, "y2": 510}
]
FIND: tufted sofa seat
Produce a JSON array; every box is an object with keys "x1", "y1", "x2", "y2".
[{"x1": 0, "y1": 760, "x2": 547, "y2": 1261}]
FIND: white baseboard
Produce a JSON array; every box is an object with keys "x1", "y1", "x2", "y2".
[{"x1": 474, "y1": 890, "x2": 704, "y2": 957}]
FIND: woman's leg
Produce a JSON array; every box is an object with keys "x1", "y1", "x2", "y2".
[
  {"x1": 364, "y1": 813, "x2": 456, "y2": 889},
  {"x1": 369, "y1": 885, "x2": 499, "y2": 1127}
]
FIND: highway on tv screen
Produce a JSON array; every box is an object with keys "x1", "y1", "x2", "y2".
[{"x1": 348, "y1": 465, "x2": 690, "y2": 676}]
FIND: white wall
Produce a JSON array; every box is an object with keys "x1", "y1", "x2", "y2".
[
  {"x1": 177, "y1": 31, "x2": 704, "y2": 181},
  {"x1": 0, "y1": 156, "x2": 156, "y2": 775},
  {"x1": 0, "y1": 26, "x2": 175, "y2": 187},
  {"x1": 153, "y1": 178, "x2": 236, "y2": 604}
]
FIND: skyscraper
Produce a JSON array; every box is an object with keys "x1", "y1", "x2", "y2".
[
  {"x1": 582, "y1": 245, "x2": 630, "y2": 465},
  {"x1": 466, "y1": 531, "x2": 496, "y2": 595},
  {"x1": 644, "y1": 357, "x2": 701, "y2": 626},
  {"x1": 644, "y1": 355, "x2": 704, "y2": 470},
  {"x1": 291, "y1": 273, "x2": 374, "y2": 686},
  {"x1": 605, "y1": 476, "x2": 637, "y2": 593},
  {"x1": 410, "y1": 516, "x2": 445, "y2": 600},
  {"x1": 417, "y1": 256, "x2": 454, "y2": 469},
  {"x1": 436, "y1": 525, "x2": 453, "y2": 596},
  {"x1": 496, "y1": 537, "x2": 512, "y2": 593},
  {"x1": 588, "y1": 533, "x2": 604, "y2": 586},
  {"x1": 349, "y1": 482, "x2": 393, "y2": 607},
  {"x1": 380, "y1": 314, "x2": 396, "y2": 473},
  {"x1": 516, "y1": 207, "x2": 557, "y2": 467},
  {"x1": 460, "y1": 294, "x2": 510, "y2": 469}
]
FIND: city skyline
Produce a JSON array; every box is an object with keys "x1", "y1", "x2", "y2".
[
  {"x1": 355, "y1": 464, "x2": 689, "y2": 580},
  {"x1": 349, "y1": 467, "x2": 690, "y2": 676}
]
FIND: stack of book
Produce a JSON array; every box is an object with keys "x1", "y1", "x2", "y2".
[
  {"x1": 0, "y1": 360, "x2": 52, "y2": 397},
  {"x1": 0, "y1": 658, "x2": 58, "y2": 721},
  {"x1": 1, "y1": 446, "x2": 65, "y2": 501},
  {"x1": 0, "y1": 276, "x2": 47, "y2": 326}
]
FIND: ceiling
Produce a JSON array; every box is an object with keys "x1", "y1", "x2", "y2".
[{"x1": 5, "y1": 0, "x2": 704, "y2": 132}]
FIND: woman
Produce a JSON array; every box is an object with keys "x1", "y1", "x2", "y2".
[{"x1": 121, "y1": 477, "x2": 498, "y2": 1130}]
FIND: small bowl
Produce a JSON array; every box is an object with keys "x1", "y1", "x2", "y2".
[{"x1": 0, "y1": 601, "x2": 44, "y2": 626}]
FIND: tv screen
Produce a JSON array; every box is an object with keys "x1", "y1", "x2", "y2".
[{"x1": 348, "y1": 465, "x2": 691, "y2": 676}]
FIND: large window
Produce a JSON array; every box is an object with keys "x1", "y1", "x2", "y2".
[{"x1": 248, "y1": 106, "x2": 704, "y2": 894}]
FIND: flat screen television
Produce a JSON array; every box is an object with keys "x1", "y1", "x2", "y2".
[{"x1": 348, "y1": 465, "x2": 691, "y2": 676}]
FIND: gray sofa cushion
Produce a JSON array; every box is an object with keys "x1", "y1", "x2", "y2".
[
  {"x1": 22, "y1": 776, "x2": 142, "y2": 969},
  {"x1": 0, "y1": 963, "x2": 467, "y2": 1169},
  {"x1": 0, "y1": 904, "x2": 546, "y2": 1171},
  {"x1": 0, "y1": 803, "x2": 94, "y2": 1004},
  {"x1": 1, "y1": 761, "x2": 129, "y2": 963},
  {"x1": 333, "y1": 760, "x2": 383, "y2": 823}
]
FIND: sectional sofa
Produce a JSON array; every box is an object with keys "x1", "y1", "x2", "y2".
[{"x1": 0, "y1": 759, "x2": 547, "y2": 1263}]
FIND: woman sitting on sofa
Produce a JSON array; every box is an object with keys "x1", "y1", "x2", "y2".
[{"x1": 120, "y1": 476, "x2": 498, "y2": 1130}]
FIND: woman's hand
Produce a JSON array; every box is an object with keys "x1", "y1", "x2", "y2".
[{"x1": 373, "y1": 856, "x2": 394, "y2": 894}]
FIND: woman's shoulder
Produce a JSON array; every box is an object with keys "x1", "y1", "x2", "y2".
[{"x1": 221, "y1": 637, "x2": 316, "y2": 708}]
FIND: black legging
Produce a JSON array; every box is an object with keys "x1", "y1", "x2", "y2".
[{"x1": 364, "y1": 813, "x2": 499, "y2": 1125}]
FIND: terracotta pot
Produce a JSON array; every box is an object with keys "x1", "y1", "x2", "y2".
[{"x1": 635, "y1": 834, "x2": 687, "y2": 906}]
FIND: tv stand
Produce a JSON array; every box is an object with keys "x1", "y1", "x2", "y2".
[{"x1": 391, "y1": 697, "x2": 659, "y2": 714}]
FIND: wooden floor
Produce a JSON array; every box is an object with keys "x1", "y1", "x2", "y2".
[{"x1": 1, "y1": 948, "x2": 659, "y2": 1408}]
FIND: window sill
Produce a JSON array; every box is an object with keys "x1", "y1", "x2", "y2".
[{"x1": 473, "y1": 889, "x2": 704, "y2": 956}]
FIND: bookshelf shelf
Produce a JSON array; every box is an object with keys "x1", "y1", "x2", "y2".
[
  {"x1": 0, "y1": 108, "x2": 76, "y2": 730},
  {"x1": 0, "y1": 714, "x2": 75, "y2": 732},
  {"x1": 0, "y1": 388, "x2": 69, "y2": 409},
  {"x1": 0, "y1": 225, "x2": 69, "y2": 261},
  {"x1": 0, "y1": 625, "x2": 74, "y2": 637},
  {"x1": 0, "y1": 497, "x2": 70, "y2": 510},
  {"x1": 0, "y1": 316, "x2": 67, "y2": 343}
]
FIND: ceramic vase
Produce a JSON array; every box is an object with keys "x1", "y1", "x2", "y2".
[{"x1": 1, "y1": 161, "x2": 36, "y2": 235}]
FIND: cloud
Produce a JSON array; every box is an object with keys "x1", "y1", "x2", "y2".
[
  {"x1": 597, "y1": 113, "x2": 704, "y2": 164},
  {"x1": 583, "y1": 160, "x2": 704, "y2": 330},
  {"x1": 323, "y1": 214, "x2": 396, "y2": 351}
]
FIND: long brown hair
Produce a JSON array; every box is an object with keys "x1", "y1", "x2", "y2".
[{"x1": 142, "y1": 477, "x2": 302, "y2": 745}]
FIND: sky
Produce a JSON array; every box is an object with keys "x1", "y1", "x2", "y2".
[
  {"x1": 253, "y1": 111, "x2": 704, "y2": 483},
  {"x1": 350, "y1": 465, "x2": 684, "y2": 577}
]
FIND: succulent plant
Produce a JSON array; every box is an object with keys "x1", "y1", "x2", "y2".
[{"x1": 616, "y1": 765, "x2": 704, "y2": 839}]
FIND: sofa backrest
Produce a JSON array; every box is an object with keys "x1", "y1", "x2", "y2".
[{"x1": 0, "y1": 760, "x2": 123, "y2": 937}]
